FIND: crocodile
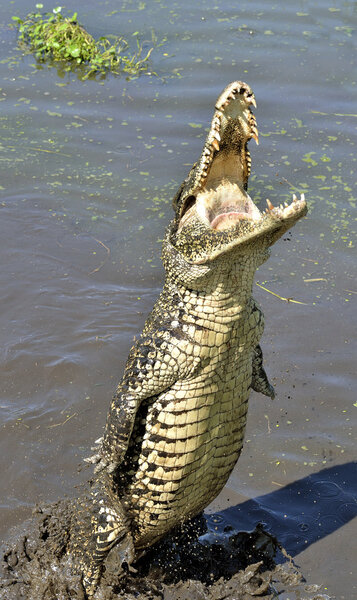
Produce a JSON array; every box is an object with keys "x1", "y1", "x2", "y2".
[{"x1": 70, "y1": 81, "x2": 307, "y2": 597}]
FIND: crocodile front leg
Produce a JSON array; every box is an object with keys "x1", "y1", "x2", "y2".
[
  {"x1": 87, "y1": 329, "x2": 184, "y2": 476},
  {"x1": 251, "y1": 344, "x2": 275, "y2": 399},
  {"x1": 80, "y1": 327, "x2": 186, "y2": 594}
]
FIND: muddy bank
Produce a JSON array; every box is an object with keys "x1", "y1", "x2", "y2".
[{"x1": 0, "y1": 499, "x2": 331, "y2": 600}]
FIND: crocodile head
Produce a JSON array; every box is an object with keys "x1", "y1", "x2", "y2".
[{"x1": 165, "y1": 81, "x2": 307, "y2": 271}]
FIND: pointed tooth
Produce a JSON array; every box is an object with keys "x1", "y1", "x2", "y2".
[
  {"x1": 284, "y1": 202, "x2": 288, "y2": 207},
  {"x1": 266, "y1": 199, "x2": 274, "y2": 211},
  {"x1": 293, "y1": 193, "x2": 298, "y2": 202},
  {"x1": 251, "y1": 131, "x2": 259, "y2": 145},
  {"x1": 212, "y1": 138, "x2": 220, "y2": 151},
  {"x1": 212, "y1": 114, "x2": 221, "y2": 128},
  {"x1": 215, "y1": 99, "x2": 226, "y2": 111},
  {"x1": 301, "y1": 193, "x2": 305, "y2": 202},
  {"x1": 213, "y1": 130, "x2": 221, "y2": 142}
]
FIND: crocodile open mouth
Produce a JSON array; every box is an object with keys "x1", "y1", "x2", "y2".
[
  {"x1": 173, "y1": 81, "x2": 307, "y2": 263},
  {"x1": 177, "y1": 81, "x2": 259, "y2": 231},
  {"x1": 178, "y1": 181, "x2": 262, "y2": 232}
]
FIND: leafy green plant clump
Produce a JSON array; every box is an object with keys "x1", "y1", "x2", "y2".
[{"x1": 12, "y1": 4, "x2": 154, "y2": 78}]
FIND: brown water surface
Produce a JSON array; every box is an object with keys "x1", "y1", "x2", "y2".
[{"x1": 0, "y1": 0, "x2": 356, "y2": 598}]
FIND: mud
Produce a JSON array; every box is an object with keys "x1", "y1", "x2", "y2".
[{"x1": 0, "y1": 499, "x2": 332, "y2": 600}]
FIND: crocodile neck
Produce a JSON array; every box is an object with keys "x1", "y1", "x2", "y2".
[
  {"x1": 160, "y1": 237, "x2": 267, "y2": 330},
  {"x1": 165, "y1": 281, "x2": 250, "y2": 327}
]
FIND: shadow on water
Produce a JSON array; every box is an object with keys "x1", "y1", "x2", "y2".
[{"x1": 206, "y1": 462, "x2": 357, "y2": 559}]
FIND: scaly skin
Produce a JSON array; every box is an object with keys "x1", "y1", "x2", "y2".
[{"x1": 73, "y1": 81, "x2": 307, "y2": 596}]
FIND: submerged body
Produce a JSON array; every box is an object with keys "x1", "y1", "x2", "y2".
[{"x1": 74, "y1": 81, "x2": 307, "y2": 596}]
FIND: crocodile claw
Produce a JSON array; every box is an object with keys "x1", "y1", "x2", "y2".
[
  {"x1": 83, "y1": 454, "x2": 101, "y2": 465},
  {"x1": 94, "y1": 459, "x2": 117, "y2": 474}
]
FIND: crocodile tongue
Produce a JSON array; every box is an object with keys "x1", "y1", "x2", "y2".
[
  {"x1": 195, "y1": 180, "x2": 262, "y2": 232},
  {"x1": 210, "y1": 211, "x2": 251, "y2": 231}
]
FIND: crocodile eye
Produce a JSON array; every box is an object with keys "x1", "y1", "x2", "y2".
[{"x1": 180, "y1": 195, "x2": 196, "y2": 219}]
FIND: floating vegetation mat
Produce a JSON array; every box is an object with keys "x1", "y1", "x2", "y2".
[{"x1": 12, "y1": 4, "x2": 154, "y2": 78}]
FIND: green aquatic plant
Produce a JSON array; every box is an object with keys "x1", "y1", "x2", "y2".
[{"x1": 11, "y1": 4, "x2": 154, "y2": 78}]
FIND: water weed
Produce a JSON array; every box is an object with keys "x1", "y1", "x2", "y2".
[{"x1": 12, "y1": 5, "x2": 154, "y2": 78}]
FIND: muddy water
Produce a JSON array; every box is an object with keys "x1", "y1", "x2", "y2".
[{"x1": 0, "y1": 0, "x2": 356, "y2": 598}]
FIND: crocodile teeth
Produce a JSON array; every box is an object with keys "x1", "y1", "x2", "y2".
[
  {"x1": 251, "y1": 129, "x2": 259, "y2": 145},
  {"x1": 215, "y1": 81, "x2": 257, "y2": 112},
  {"x1": 246, "y1": 151, "x2": 251, "y2": 175},
  {"x1": 247, "y1": 95, "x2": 257, "y2": 108},
  {"x1": 212, "y1": 138, "x2": 220, "y2": 151},
  {"x1": 266, "y1": 199, "x2": 274, "y2": 211},
  {"x1": 213, "y1": 115, "x2": 221, "y2": 127},
  {"x1": 292, "y1": 193, "x2": 305, "y2": 203}
]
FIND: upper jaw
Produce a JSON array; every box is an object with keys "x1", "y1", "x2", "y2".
[
  {"x1": 202, "y1": 80, "x2": 258, "y2": 187},
  {"x1": 176, "y1": 80, "x2": 258, "y2": 226}
]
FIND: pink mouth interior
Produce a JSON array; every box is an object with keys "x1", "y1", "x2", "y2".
[{"x1": 210, "y1": 211, "x2": 253, "y2": 231}]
